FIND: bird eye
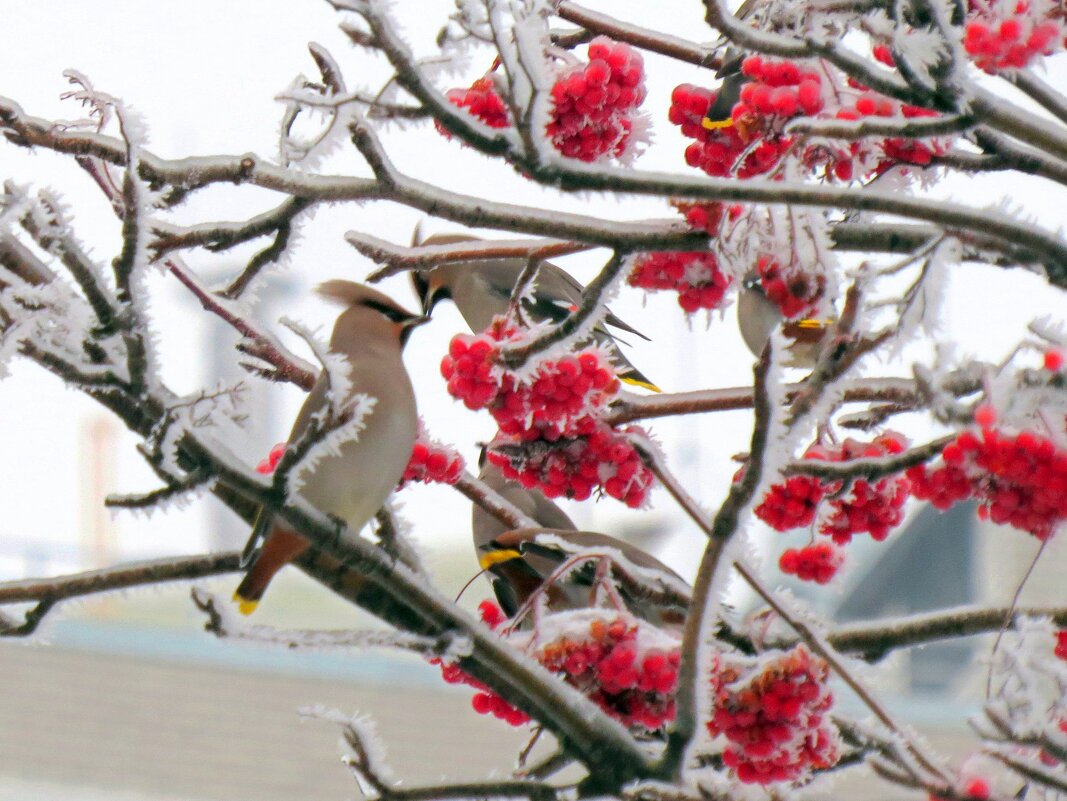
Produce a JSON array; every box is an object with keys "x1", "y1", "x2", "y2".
[{"x1": 362, "y1": 298, "x2": 412, "y2": 323}]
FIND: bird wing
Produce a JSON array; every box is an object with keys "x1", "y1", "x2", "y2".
[
  {"x1": 536, "y1": 264, "x2": 652, "y2": 341},
  {"x1": 476, "y1": 261, "x2": 651, "y2": 342},
  {"x1": 240, "y1": 374, "x2": 330, "y2": 563}
]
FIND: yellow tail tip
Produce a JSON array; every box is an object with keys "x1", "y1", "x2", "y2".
[
  {"x1": 701, "y1": 116, "x2": 734, "y2": 131},
  {"x1": 621, "y1": 376, "x2": 662, "y2": 393},
  {"x1": 479, "y1": 549, "x2": 524, "y2": 571},
  {"x1": 232, "y1": 591, "x2": 259, "y2": 616},
  {"x1": 795, "y1": 318, "x2": 834, "y2": 329}
]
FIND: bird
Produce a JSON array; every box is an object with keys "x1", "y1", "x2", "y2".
[
  {"x1": 703, "y1": 56, "x2": 749, "y2": 133},
  {"x1": 736, "y1": 276, "x2": 834, "y2": 368},
  {"x1": 233, "y1": 281, "x2": 428, "y2": 614},
  {"x1": 411, "y1": 231, "x2": 660, "y2": 392},
  {"x1": 472, "y1": 455, "x2": 579, "y2": 614},
  {"x1": 476, "y1": 526, "x2": 690, "y2": 628}
]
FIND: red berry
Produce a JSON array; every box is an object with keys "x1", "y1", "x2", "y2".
[{"x1": 974, "y1": 403, "x2": 997, "y2": 429}]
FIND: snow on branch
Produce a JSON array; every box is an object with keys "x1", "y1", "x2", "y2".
[
  {"x1": 0, "y1": 552, "x2": 241, "y2": 637},
  {"x1": 191, "y1": 588, "x2": 460, "y2": 655}
]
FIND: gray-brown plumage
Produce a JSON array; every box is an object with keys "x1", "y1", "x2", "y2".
[
  {"x1": 412, "y1": 232, "x2": 659, "y2": 391},
  {"x1": 234, "y1": 282, "x2": 427, "y2": 613},
  {"x1": 736, "y1": 278, "x2": 833, "y2": 367},
  {"x1": 473, "y1": 459, "x2": 578, "y2": 615},
  {"x1": 478, "y1": 525, "x2": 690, "y2": 627}
]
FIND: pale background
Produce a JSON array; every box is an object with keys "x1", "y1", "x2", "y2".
[{"x1": 0, "y1": 1, "x2": 1066, "y2": 799}]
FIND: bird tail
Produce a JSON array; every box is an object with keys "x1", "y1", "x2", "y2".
[
  {"x1": 233, "y1": 527, "x2": 310, "y2": 615},
  {"x1": 620, "y1": 372, "x2": 662, "y2": 393},
  {"x1": 595, "y1": 333, "x2": 660, "y2": 392}
]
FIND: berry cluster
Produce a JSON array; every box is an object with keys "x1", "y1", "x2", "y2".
[
  {"x1": 779, "y1": 542, "x2": 843, "y2": 585},
  {"x1": 440, "y1": 318, "x2": 622, "y2": 441},
  {"x1": 672, "y1": 199, "x2": 743, "y2": 235},
  {"x1": 537, "y1": 615, "x2": 678, "y2": 731},
  {"x1": 708, "y1": 646, "x2": 839, "y2": 784},
  {"x1": 433, "y1": 601, "x2": 530, "y2": 726},
  {"x1": 628, "y1": 250, "x2": 733, "y2": 313},
  {"x1": 828, "y1": 94, "x2": 944, "y2": 179},
  {"x1": 440, "y1": 318, "x2": 518, "y2": 410},
  {"x1": 400, "y1": 433, "x2": 465, "y2": 488},
  {"x1": 546, "y1": 37, "x2": 646, "y2": 162},
  {"x1": 436, "y1": 605, "x2": 679, "y2": 732},
  {"x1": 487, "y1": 423, "x2": 654, "y2": 507},
  {"x1": 734, "y1": 56, "x2": 825, "y2": 120},
  {"x1": 964, "y1": 0, "x2": 1061, "y2": 71},
  {"x1": 1045, "y1": 349, "x2": 1065, "y2": 371},
  {"x1": 754, "y1": 433, "x2": 911, "y2": 583},
  {"x1": 909, "y1": 422, "x2": 1067, "y2": 540},
  {"x1": 670, "y1": 82, "x2": 791, "y2": 178},
  {"x1": 821, "y1": 433, "x2": 911, "y2": 544},
  {"x1": 440, "y1": 316, "x2": 653, "y2": 505},
  {"x1": 440, "y1": 75, "x2": 510, "y2": 133},
  {"x1": 755, "y1": 475, "x2": 826, "y2": 532},
  {"x1": 756, "y1": 434, "x2": 910, "y2": 541},
  {"x1": 756, "y1": 257, "x2": 827, "y2": 320},
  {"x1": 255, "y1": 442, "x2": 287, "y2": 474}
]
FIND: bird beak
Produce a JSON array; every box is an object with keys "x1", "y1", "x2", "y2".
[{"x1": 398, "y1": 314, "x2": 431, "y2": 347}]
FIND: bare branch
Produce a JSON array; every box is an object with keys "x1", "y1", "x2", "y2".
[
  {"x1": 784, "y1": 434, "x2": 953, "y2": 482},
  {"x1": 167, "y1": 260, "x2": 317, "y2": 390},
  {"x1": 555, "y1": 2, "x2": 722, "y2": 69},
  {"x1": 606, "y1": 371, "x2": 982, "y2": 425},
  {"x1": 0, "y1": 552, "x2": 241, "y2": 636},
  {"x1": 354, "y1": 234, "x2": 594, "y2": 282},
  {"x1": 662, "y1": 348, "x2": 773, "y2": 778},
  {"x1": 105, "y1": 468, "x2": 214, "y2": 509},
  {"x1": 827, "y1": 604, "x2": 1067, "y2": 660},
  {"x1": 452, "y1": 471, "x2": 539, "y2": 530},
  {"x1": 192, "y1": 588, "x2": 452, "y2": 653}
]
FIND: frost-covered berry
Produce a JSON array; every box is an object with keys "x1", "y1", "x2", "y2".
[
  {"x1": 963, "y1": 0, "x2": 1062, "y2": 72},
  {"x1": 546, "y1": 37, "x2": 647, "y2": 162},
  {"x1": 439, "y1": 75, "x2": 511, "y2": 134},
  {"x1": 779, "y1": 543, "x2": 843, "y2": 584},
  {"x1": 754, "y1": 433, "x2": 912, "y2": 562},
  {"x1": 436, "y1": 609, "x2": 678, "y2": 732},
  {"x1": 669, "y1": 82, "x2": 791, "y2": 179},
  {"x1": 256, "y1": 442, "x2": 287, "y2": 474},
  {"x1": 628, "y1": 251, "x2": 733, "y2": 313},
  {"x1": 974, "y1": 402, "x2": 998, "y2": 429},
  {"x1": 671, "y1": 199, "x2": 744, "y2": 235},
  {"x1": 709, "y1": 645, "x2": 840, "y2": 783},
  {"x1": 756, "y1": 257, "x2": 827, "y2": 320},
  {"x1": 400, "y1": 434, "x2": 465, "y2": 487},
  {"x1": 1055, "y1": 630, "x2": 1067, "y2": 661},
  {"x1": 909, "y1": 426, "x2": 1067, "y2": 539},
  {"x1": 756, "y1": 475, "x2": 827, "y2": 531},
  {"x1": 736, "y1": 55, "x2": 825, "y2": 119},
  {"x1": 441, "y1": 319, "x2": 623, "y2": 441},
  {"x1": 488, "y1": 423, "x2": 654, "y2": 507}
]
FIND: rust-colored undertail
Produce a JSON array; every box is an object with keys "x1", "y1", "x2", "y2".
[{"x1": 233, "y1": 527, "x2": 311, "y2": 615}]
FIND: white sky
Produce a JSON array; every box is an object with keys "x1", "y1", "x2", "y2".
[{"x1": 0, "y1": 1, "x2": 1065, "y2": 603}]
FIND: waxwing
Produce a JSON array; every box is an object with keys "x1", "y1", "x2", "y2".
[
  {"x1": 412, "y1": 232, "x2": 659, "y2": 392},
  {"x1": 736, "y1": 276, "x2": 833, "y2": 367},
  {"x1": 477, "y1": 526, "x2": 690, "y2": 628},
  {"x1": 234, "y1": 281, "x2": 428, "y2": 613}
]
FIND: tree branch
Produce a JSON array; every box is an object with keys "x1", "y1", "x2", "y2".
[{"x1": 0, "y1": 552, "x2": 241, "y2": 636}]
